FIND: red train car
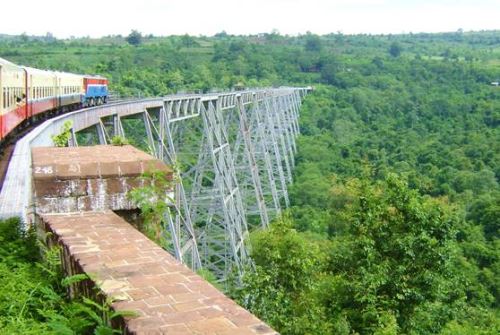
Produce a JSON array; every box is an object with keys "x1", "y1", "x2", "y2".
[
  {"x1": 0, "y1": 58, "x2": 27, "y2": 141},
  {"x1": 25, "y1": 66, "x2": 58, "y2": 118},
  {"x1": 0, "y1": 57, "x2": 108, "y2": 143}
]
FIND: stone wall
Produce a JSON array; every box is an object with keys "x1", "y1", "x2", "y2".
[
  {"x1": 32, "y1": 145, "x2": 171, "y2": 214},
  {"x1": 40, "y1": 211, "x2": 277, "y2": 335}
]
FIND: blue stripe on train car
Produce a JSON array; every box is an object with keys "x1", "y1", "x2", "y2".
[{"x1": 85, "y1": 84, "x2": 108, "y2": 98}]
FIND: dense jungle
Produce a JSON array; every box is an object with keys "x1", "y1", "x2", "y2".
[{"x1": 0, "y1": 30, "x2": 499, "y2": 334}]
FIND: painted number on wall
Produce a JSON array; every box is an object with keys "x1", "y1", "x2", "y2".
[{"x1": 34, "y1": 166, "x2": 54, "y2": 174}]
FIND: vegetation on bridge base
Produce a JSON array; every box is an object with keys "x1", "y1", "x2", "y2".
[{"x1": 0, "y1": 218, "x2": 124, "y2": 334}]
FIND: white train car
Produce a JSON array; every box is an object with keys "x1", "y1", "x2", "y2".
[
  {"x1": 55, "y1": 71, "x2": 84, "y2": 110},
  {"x1": 24, "y1": 66, "x2": 58, "y2": 119}
]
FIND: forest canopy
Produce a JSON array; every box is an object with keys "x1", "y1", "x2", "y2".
[{"x1": 0, "y1": 30, "x2": 499, "y2": 334}]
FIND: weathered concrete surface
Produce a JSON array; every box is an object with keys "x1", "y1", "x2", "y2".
[
  {"x1": 32, "y1": 145, "x2": 171, "y2": 214},
  {"x1": 41, "y1": 211, "x2": 276, "y2": 335}
]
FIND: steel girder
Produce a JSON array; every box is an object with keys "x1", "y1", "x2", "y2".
[{"x1": 28, "y1": 88, "x2": 310, "y2": 283}]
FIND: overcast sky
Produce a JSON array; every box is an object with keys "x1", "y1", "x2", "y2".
[{"x1": 1, "y1": 0, "x2": 499, "y2": 38}]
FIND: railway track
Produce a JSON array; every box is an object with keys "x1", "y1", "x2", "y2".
[
  {"x1": 0, "y1": 101, "x2": 125, "y2": 192},
  {"x1": 0, "y1": 118, "x2": 46, "y2": 192},
  {"x1": 0, "y1": 143, "x2": 15, "y2": 192},
  {"x1": 0, "y1": 96, "x2": 135, "y2": 192}
]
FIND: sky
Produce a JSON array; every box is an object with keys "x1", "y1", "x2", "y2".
[{"x1": 1, "y1": 0, "x2": 499, "y2": 38}]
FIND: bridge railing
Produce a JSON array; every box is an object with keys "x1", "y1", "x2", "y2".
[{"x1": 0, "y1": 86, "x2": 312, "y2": 283}]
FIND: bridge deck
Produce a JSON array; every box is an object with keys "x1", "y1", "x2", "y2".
[{"x1": 41, "y1": 211, "x2": 275, "y2": 335}]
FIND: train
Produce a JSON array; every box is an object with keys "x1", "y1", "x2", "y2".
[{"x1": 0, "y1": 57, "x2": 108, "y2": 142}]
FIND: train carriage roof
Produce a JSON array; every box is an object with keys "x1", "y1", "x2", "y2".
[
  {"x1": 1, "y1": 57, "x2": 105, "y2": 81},
  {"x1": 23, "y1": 66, "x2": 57, "y2": 76},
  {"x1": 0, "y1": 57, "x2": 16, "y2": 65},
  {"x1": 0, "y1": 57, "x2": 23, "y2": 71}
]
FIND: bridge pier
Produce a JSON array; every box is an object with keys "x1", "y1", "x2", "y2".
[
  {"x1": 0, "y1": 87, "x2": 312, "y2": 285},
  {"x1": 32, "y1": 144, "x2": 276, "y2": 334}
]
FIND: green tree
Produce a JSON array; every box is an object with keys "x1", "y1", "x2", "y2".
[
  {"x1": 325, "y1": 174, "x2": 463, "y2": 334},
  {"x1": 126, "y1": 30, "x2": 142, "y2": 46},
  {"x1": 304, "y1": 33, "x2": 322, "y2": 52},
  {"x1": 389, "y1": 42, "x2": 402, "y2": 57},
  {"x1": 231, "y1": 219, "x2": 332, "y2": 334}
]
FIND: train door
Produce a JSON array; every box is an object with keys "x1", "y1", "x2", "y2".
[
  {"x1": 20, "y1": 70, "x2": 27, "y2": 120},
  {"x1": 0, "y1": 65, "x2": 3, "y2": 138},
  {"x1": 24, "y1": 69, "x2": 29, "y2": 119},
  {"x1": 27, "y1": 74, "x2": 33, "y2": 118},
  {"x1": 57, "y1": 76, "x2": 61, "y2": 109},
  {"x1": 53, "y1": 74, "x2": 57, "y2": 109}
]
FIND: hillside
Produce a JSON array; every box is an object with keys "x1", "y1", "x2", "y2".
[{"x1": 1, "y1": 31, "x2": 499, "y2": 334}]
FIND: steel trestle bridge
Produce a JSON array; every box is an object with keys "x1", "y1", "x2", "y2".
[{"x1": 0, "y1": 87, "x2": 311, "y2": 283}]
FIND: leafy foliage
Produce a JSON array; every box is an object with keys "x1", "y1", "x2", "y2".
[
  {"x1": 110, "y1": 135, "x2": 129, "y2": 146},
  {"x1": 51, "y1": 121, "x2": 73, "y2": 147},
  {"x1": 0, "y1": 218, "x2": 124, "y2": 334},
  {"x1": 1, "y1": 30, "x2": 499, "y2": 334},
  {"x1": 125, "y1": 30, "x2": 142, "y2": 46},
  {"x1": 128, "y1": 169, "x2": 175, "y2": 249}
]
